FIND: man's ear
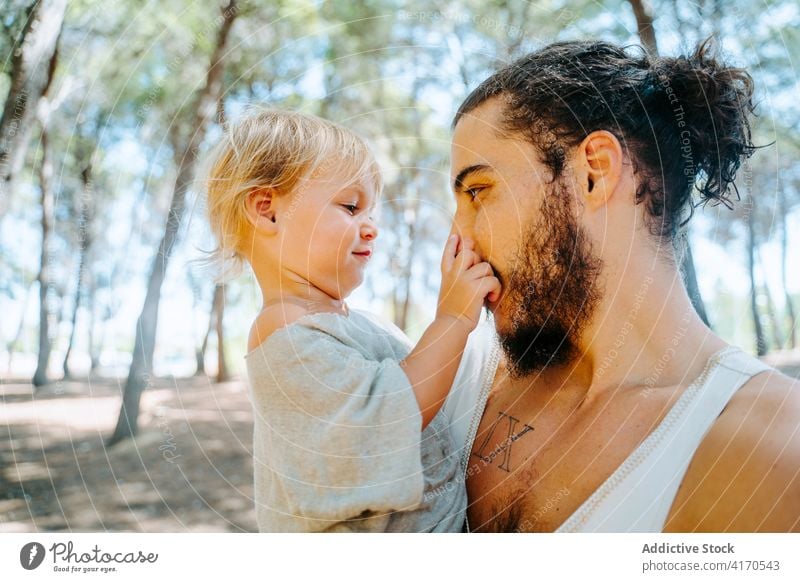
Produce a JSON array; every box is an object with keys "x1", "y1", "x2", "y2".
[
  {"x1": 576, "y1": 130, "x2": 623, "y2": 211},
  {"x1": 244, "y1": 187, "x2": 279, "y2": 233}
]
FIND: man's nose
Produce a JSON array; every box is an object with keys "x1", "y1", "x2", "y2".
[{"x1": 452, "y1": 204, "x2": 474, "y2": 242}]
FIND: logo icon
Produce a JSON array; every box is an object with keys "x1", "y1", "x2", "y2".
[{"x1": 20, "y1": 542, "x2": 46, "y2": 570}]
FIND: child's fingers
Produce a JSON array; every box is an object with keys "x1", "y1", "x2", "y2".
[
  {"x1": 441, "y1": 234, "x2": 459, "y2": 272},
  {"x1": 459, "y1": 238, "x2": 482, "y2": 269},
  {"x1": 479, "y1": 277, "x2": 502, "y2": 303},
  {"x1": 465, "y1": 261, "x2": 494, "y2": 279},
  {"x1": 454, "y1": 237, "x2": 480, "y2": 269},
  {"x1": 485, "y1": 277, "x2": 502, "y2": 303},
  {"x1": 455, "y1": 248, "x2": 480, "y2": 271}
]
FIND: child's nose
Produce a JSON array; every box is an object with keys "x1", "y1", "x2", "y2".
[{"x1": 361, "y1": 219, "x2": 378, "y2": 240}]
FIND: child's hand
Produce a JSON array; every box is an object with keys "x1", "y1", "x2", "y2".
[{"x1": 436, "y1": 234, "x2": 501, "y2": 331}]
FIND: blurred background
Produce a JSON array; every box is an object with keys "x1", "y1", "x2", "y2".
[{"x1": 1, "y1": 0, "x2": 798, "y2": 532}]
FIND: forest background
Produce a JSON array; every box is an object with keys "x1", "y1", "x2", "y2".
[{"x1": 1, "y1": 0, "x2": 798, "y2": 532}]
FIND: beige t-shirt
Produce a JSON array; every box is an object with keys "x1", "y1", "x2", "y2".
[{"x1": 245, "y1": 309, "x2": 466, "y2": 532}]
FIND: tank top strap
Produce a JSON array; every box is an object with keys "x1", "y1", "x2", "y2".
[
  {"x1": 693, "y1": 347, "x2": 772, "y2": 419},
  {"x1": 716, "y1": 346, "x2": 772, "y2": 377}
]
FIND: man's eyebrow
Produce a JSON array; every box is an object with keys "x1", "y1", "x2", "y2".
[{"x1": 453, "y1": 164, "x2": 491, "y2": 192}]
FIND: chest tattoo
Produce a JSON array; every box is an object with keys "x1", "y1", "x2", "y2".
[{"x1": 472, "y1": 411, "x2": 534, "y2": 472}]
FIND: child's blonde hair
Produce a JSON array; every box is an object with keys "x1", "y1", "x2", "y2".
[{"x1": 203, "y1": 108, "x2": 382, "y2": 279}]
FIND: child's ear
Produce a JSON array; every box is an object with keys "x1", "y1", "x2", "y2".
[{"x1": 245, "y1": 187, "x2": 279, "y2": 233}]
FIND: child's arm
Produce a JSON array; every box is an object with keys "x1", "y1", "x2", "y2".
[{"x1": 401, "y1": 234, "x2": 501, "y2": 430}]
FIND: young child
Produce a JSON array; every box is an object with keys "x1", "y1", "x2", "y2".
[{"x1": 204, "y1": 109, "x2": 500, "y2": 532}]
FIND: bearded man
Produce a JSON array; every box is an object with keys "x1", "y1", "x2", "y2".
[{"x1": 444, "y1": 39, "x2": 800, "y2": 532}]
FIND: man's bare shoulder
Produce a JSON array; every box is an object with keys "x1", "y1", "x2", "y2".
[{"x1": 665, "y1": 369, "x2": 800, "y2": 532}]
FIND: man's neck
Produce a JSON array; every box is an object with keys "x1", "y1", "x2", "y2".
[{"x1": 518, "y1": 259, "x2": 727, "y2": 409}]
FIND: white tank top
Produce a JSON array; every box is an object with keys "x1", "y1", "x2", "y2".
[{"x1": 444, "y1": 326, "x2": 772, "y2": 533}]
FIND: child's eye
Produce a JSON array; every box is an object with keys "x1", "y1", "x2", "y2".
[{"x1": 342, "y1": 204, "x2": 359, "y2": 214}]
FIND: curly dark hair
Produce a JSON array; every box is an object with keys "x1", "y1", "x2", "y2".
[{"x1": 454, "y1": 39, "x2": 757, "y2": 241}]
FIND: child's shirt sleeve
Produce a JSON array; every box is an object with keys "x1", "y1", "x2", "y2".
[{"x1": 245, "y1": 318, "x2": 425, "y2": 532}]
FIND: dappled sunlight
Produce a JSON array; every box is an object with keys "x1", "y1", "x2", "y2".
[{"x1": 1, "y1": 376, "x2": 256, "y2": 532}]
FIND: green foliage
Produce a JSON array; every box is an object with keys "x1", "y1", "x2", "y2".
[{"x1": 1, "y1": 0, "x2": 799, "y2": 372}]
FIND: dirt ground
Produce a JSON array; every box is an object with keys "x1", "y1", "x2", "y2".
[
  {"x1": 1, "y1": 375, "x2": 257, "y2": 532},
  {"x1": 2, "y1": 354, "x2": 799, "y2": 533}
]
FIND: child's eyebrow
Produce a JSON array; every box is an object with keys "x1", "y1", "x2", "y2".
[
  {"x1": 335, "y1": 186, "x2": 361, "y2": 198},
  {"x1": 336, "y1": 186, "x2": 377, "y2": 208},
  {"x1": 453, "y1": 164, "x2": 492, "y2": 192}
]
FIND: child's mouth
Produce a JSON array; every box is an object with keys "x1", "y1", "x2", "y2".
[{"x1": 353, "y1": 250, "x2": 372, "y2": 261}]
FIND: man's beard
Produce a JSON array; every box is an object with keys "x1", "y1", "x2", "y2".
[{"x1": 496, "y1": 181, "x2": 603, "y2": 379}]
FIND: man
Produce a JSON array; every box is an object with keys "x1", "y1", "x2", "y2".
[{"x1": 446, "y1": 40, "x2": 800, "y2": 532}]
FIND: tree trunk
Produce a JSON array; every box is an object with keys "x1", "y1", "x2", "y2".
[
  {"x1": 195, "y1": 284, "x2": 218, "y2": 377},
  {"x1": 210, "y1": 101, "x2": 228, "y2": 381},
  {"x1": 0, "y1": 0, "x2": 67, "y2": 218},
  {"x1": 382, "y1": 75, "x2": 426, "y2": 332},
  {"x1": 746, "y1": 199, "x2": 767, "y2": 356},
  {"x1": 680, "y1": 240, "x2": 711, "y2": 327},
  {"x1": 28, "y1": 29, "x2": 63, "y2": 387},
  {"x1": 213, "y1": 284, "x2": 229, "y2": 382},
  {"x1": 194, "y1": 329, "x2": 209, "y2": 376},
  {"x1": 626, "y1": 0, "x2": 659, "y2": 54},
  {"x1": 779, "y1": 188, "x2": 796, "y2": 349},
  {"x1": 762, "y1": 282, "x2": 783, "y2": 352},
  {"x1": 195, "y1": 317, "x2": 212, "y2": 376},
  {"x1": 108, "y1": 0, "x2": 239, "y2": 445},
  {"x1": 32, "y1": 126, "x2": 55, "y2": 388},
  {"x1": 5, "y1": 283, "x2": 33, "y2": 378},
  {"x1": 758, "y1": 249, "x2": 784, "y2": 351},
  {"x1": 787, "y1": 292, "x2": 798, "y2": 350},
  {"x1": 87, "y1": 275, "x2": 100, "y2": 372},
  {"x1": 194, "y1": 98, "x2": 227, "y2": 378},
  {"x1": 62, "y1": 275, "x2": 81, "y2": 378},
  {"x1": 92, "y1": 301, "x2": 116, "y2": 373},
  {"x1": 62, "y1": 156, "x2": 94, "y2": 378}
]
